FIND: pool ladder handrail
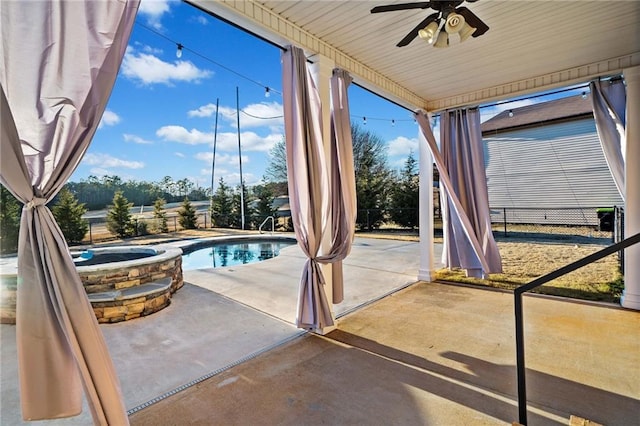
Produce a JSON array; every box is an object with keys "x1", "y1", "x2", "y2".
[{"x1": 259, "y1": 216, "x2": 275, "y2": 234}]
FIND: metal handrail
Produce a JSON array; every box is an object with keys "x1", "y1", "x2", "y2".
[
  {"x1": 259, "y1": 216, "x2": 275, "y2": 234},
  {"x1": 514, "y1": 231, "x2": 640, "y2": 425}
]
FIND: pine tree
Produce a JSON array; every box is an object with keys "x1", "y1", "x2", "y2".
[
  {"x1": 211, "y1": 177, "x2": 233, "y2": 228},
  {"x1": 251, "y1": 183, "x2": 278, "y2": 229},
  {"x1": 153, "y1": 198, "x2": 169, "y2": 233},
  {"x1": 352, "y1": 123, "x2": 392, "y2": 230},
  {"x1": 0, "y1": 185, "x2": 21, "y2": 254},
  {"x1": 230, "y1": 183, "x2": 252, "y2": 229},
  {"x1": 178, "y1": 197, "x2": 198, "y2": 229},
  {"x1": 389, "y1": 151, "x2": 420, "y2": 229},
  {"x1": 106, "y1": 190, "x2": 134, "y2": 238},
  {"x1": 52, "y1": 187, "x2": 89, "y2": 244}
]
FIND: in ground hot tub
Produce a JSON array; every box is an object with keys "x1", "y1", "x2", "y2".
[{"x1": 0, "y1": 245, "x2": 183, "y2": 324}]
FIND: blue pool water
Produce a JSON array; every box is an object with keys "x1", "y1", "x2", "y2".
[{"x1": 181, "y1": 240, "x2": 296, "y2": 270}]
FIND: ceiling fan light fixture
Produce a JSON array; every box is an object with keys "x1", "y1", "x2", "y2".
[
  {"x1": 418, "y1": 20, "x2": 440, "y2": 44},
  {"x1": 459, "y1": 22, "x2": 477, "y2": 42},
  {"x1": 445, "y1": 13, "x2": 465, "y2": 34},
  {"x1": 433, "y1": 30, "x2": 449, "y2": 48}
]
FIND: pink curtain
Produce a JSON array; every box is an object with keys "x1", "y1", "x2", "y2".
[
  {"x1": 415, "y1": 110, "x2": 502, "y2": 278},
  {"x1": 281, "y1": 48, "x2": 357, "y2": 329},
  {"x1": 321, "y1": 69, "x2": 357, "y2": 303},
  {"x1": 282, "y1": 46, "x2": 333, "y2": 330},
  {"x1": 590, "y1": 78, "x2": 626, "y2": 199},
  {"x1": 0, "y1": 1, "x2": 139, "y2": 423}
]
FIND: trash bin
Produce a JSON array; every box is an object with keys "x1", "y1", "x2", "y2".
[{"x1": 597, "y1": 207, "x2": 614, "y2": 232}]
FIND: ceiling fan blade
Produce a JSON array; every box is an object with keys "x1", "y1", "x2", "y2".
[
  {"x1": 371, "y1": 2, "x2": 432, "y2": 14},
  {"x1": 396, "y1": 12, "x2": 440, "y2": 47},
  {"x1": 456, "y1": 6, "x2": 489, "y2": 37}
]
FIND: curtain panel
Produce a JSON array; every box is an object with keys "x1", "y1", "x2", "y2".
[
  {"x1": 590, "y1": 78, "x2": 627, "y2": 199},
  {"x1": 0, "y1": 1, "x2": 139, "y2": 423},
  {"x1": 281, "y1": 46, "x2": 333, "y2": 330},
  {"x1": 415, "y1": 110, "x2": 501, "y2": 278},
  {"x1": 281, "y1": 47, "x2": 357, "y2": 329}
]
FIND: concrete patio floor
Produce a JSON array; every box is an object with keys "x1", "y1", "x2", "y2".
[{"x1": 1, "y1": 236, "x2": 639, "y2": 425}]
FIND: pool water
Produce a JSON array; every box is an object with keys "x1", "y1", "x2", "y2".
[{"x1": 181, "y1": 240, "x2": 296, "y2": 270}]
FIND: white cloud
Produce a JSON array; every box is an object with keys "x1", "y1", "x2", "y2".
[
  {"x1": 194, "y1": 15, "x2": 208, "y2": 25},
  {"x1": 98, "y1": 110, "x2": 120, "y2": 129},
  {"x1": 214, "y1": 102, "x2": 284, "y2": 130},
  {"x1": 121, "y1": 46, "x2": 212, "y2": 86},
  {"x1": 188, "y1": 103, "x2": 218, "y2": 118},
  {"x1": 123, "y1": 133, "x2": 153, "y2": 144},
  {"x1": 387, "y1": 136, "x2": 418, "y2": 157},
  {"x1": 194, "y1": 152, "x2": 250, "y2": 165},
  {"x1": 481, "y1": 99, "x2": 537, "y2": 123},
  {"x1": 82, "y1": 153, "x2": 144, "y2": 169},
  {"x1": 156, "y1": 126, "x2": 211, "y2": 145},
  {"x1": 157, "y1": 125, "x2": 281, "y2": 152},
  {"x1": 138, "y1": 0, "x2": 176, "y2": 30}
]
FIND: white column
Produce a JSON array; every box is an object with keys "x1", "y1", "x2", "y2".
[
  {"x1": 310, "y1": 53, "x2": 337, "y2": 332},
  {"x1": 418, "y1": 123, "x2": 435, "y2": 281},
  {"x1": 622, "y1": 66, "x2": 640, "y2": 310}
]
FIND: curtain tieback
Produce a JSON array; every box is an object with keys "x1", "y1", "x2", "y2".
[{"x1": 25, "y1": 197, "x2": 46, "y2": 210}]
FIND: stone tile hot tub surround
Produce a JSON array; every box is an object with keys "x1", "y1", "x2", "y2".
[{"x1": 0, "y1": 245, "x2": 183, "y2": 324}]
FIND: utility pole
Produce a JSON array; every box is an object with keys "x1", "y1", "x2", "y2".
[{"x1": 236, "y1": 87, "x2": 245, "y2": 230}]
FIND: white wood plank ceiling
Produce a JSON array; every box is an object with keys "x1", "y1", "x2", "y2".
[{"x1": 187, "y1": 0, "x2": 640, "y2": 111}]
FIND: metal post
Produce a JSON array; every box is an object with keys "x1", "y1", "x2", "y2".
[
  {"x1": 503, "y1": 207, "x2": 508, "y2": 237},
  {"x1": 89, "y1": 221, "x2": 93, "y2": 244},
  {"x1": 173, "y1": 216, "x2": 177, "y2": 232},
  {"x1": 514, "y1": 291, "x2": 528, "y2": 425}
]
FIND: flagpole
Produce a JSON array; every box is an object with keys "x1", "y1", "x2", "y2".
[
  {"x1": 236, "y1": 86, "x2": 245, "y2": 230},
  {"x1": 210, "y1": 97, "x2": 219, "y2": 226}
]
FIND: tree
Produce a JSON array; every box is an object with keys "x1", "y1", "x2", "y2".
[
  {"x1": 230, "y1": 183, "x2": 252, "y2": 229},
  {"x1": 352, "y1": 122, "x2": 392, "y2": 230},
  {"x1": 211, "y1": 177, "x2": 233, "y2": 228},
  {"x1": 52, "y1": 187, "x2": 89, "y2": 244},
  {"x1": 106, "y1": 191, "x2": 135, "y2": 238},
  {"x1": 262, "y1": 123, "x2": 393, "y2": 230},
  {"x1": 0, "y1": 185, "x2": 21, "y2": 254},
  {"x1": 264, "y1": 137, "x2": 288, "y2": 185},
  {"x1": 251, "y1": 183, "x2": 278, "y2": 229},
  {"x1": 389, "y1": 151, "x2": 419, "y2": 229},
  {"x1": 178, "y1": 197, "x2": 198, "y2": 229},
  {"x1": 153, "y1": 197, "x2": 169, "y2": 233}
]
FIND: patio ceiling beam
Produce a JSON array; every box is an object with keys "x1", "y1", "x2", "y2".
[
  {"x1": 185, "y1": 0, "x2": 427, "y2": 111},
  {"x1": 427, "y1": 52, "x2": 640, "y2": 111}
]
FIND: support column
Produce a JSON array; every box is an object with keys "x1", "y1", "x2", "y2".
[
  {"x1": 310, "y1": 53, "x2": 337, "y2": 332},
  {"x1": 622, "y1": 66, "x2": 640, "y2": 310},
  {"x1": 418, "y1": 123, "x2": 435, "y2": 281}
]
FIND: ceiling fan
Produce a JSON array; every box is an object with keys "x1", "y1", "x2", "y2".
[{"x1": 370, "y1": 1, "x2": 489, "y2": 48}]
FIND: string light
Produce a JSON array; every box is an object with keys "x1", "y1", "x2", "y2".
[
  {"x1": 363, "y1": 116, "x2": 367, "y2": 125},
  {"x1": 391, "y1": 119, "x2": 395, "y2": 127},
  {"x1": 265, "y1": 87, "x2": 271, "y2": 98},
  {"x1": 508, "y1": 110, "x2": 514, "y2": 118},
  {"x1": 137, "y1": 23, "x2": 280, "y2": 97},
  {"x1": 581, "y1": 91, "x2": 587, "y2": 99}
]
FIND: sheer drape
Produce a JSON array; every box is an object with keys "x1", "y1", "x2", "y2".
[
  {"x1": 590, "y1": 79, "x2": 626, "y2": 199},
  {"x1": 415, "y1": 110, "x2": 501, "y2": 278},
  {"x1": 320, "y1": 69, "x2": 357, "y2": 304},
  {"x1": 0, "y1": 1, "x2": 139, "y2": 423},
  {"x1": 282, "y1": 46, "x2": 333, "y2": 330},
  {"x1": 281, "y1": 48, "x2": 357, "y2": 329}
]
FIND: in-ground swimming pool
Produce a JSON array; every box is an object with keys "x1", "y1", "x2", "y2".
[{"x1": 181, "y1": 239, "x2": 296, "y2": 270}]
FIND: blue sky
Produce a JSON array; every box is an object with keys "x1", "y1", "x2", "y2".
[{"x1": 75, "y1": 0, "x2": 550, "y2": 191}]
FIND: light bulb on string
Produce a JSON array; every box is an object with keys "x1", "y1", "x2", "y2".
[
  {"x1": 363, "y1": 116, "x2": 367, "y2": 125},
  {"x1": 581, "y1": 91, "x2": 587, "y2": 99},
  {"x1": 508, "y1": 110, "x2": 514, "y2": 118},
  {"x1": 265, "y1": 87, "x2": 270, "y2": 98},
  {"x1": 176, "y1": 43, "x2": 183, "y2": 58},
  {"x1": 391, "y1": 119, "x2": 395, "y2": 127}
]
